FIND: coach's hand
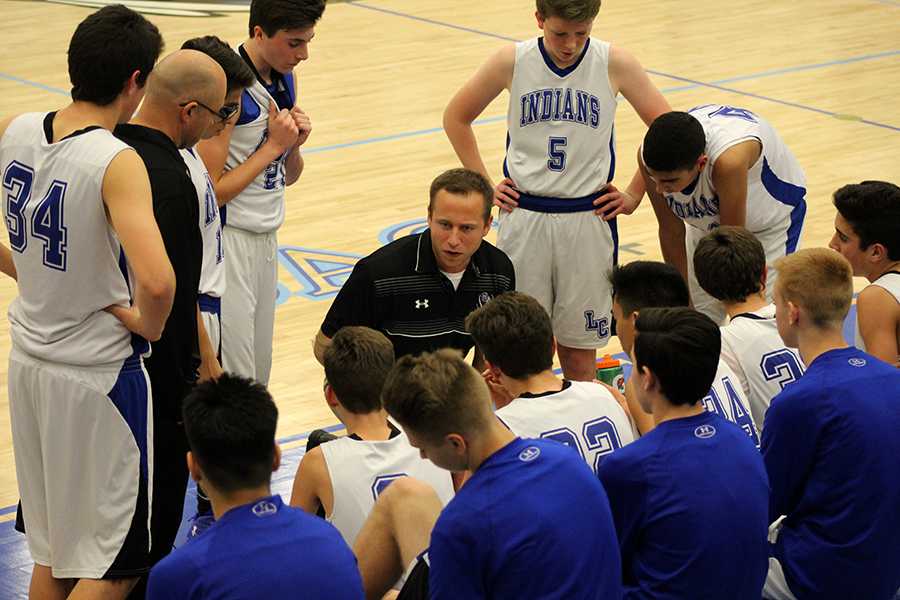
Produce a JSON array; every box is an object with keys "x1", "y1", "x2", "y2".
[
  {"x1": 594, "y1": 184, "x2": 640, "y2": 220},
  {"x1": 290, "y1": 106, "x2": 312, "y2": 148},
  {"x1": 266, "y1": 100, "x2": 300, "y2": 154},
  {"x1": 494, "y1": 178, "x2": 520, "y2": 212}
]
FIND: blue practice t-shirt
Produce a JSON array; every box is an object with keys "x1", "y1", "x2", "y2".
[
  {"x1": 597, "y1": 411, "x2": 769, "y2": 600},
  {"x1": 428, "y1": 437, "x2": 622, "y2": 599},
  {"x1": 762, "y1": 347, "x2": 900, "y2": 600},
  {"x1": 147, "y1": 495, "x2": 363, "y2": 599}
]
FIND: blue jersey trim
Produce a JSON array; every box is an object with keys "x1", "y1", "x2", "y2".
[
  {"x1": 198, "y1": 293, "x2": 221, "y2": 316},
  {"x1": 537, "y1": 37, "x2": 591, "y2": 77},
  {"x1": 236, "y1": 90, "x2": 261, "y2": 126},
  {"x1": 107, "y1": 355, "x2": 150, "y2": 483},
  {"x1": 760, "y1": 157, "x2": 807, "y2": 254},
  {"x1": 516, "y1": 191, "x2": 597, "y2": 213},
  {"x1": 609, "y1": 216, "x2": 619, "y2": 265}
]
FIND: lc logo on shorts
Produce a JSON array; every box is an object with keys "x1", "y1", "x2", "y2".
[
  {"x1": 519, "y1": 446, "x2": 541, "y2": 462},
  {"x1": 694, "y1": 424, "x2": 717, "y2": 439}
]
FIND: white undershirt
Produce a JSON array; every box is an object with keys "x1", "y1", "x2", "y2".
[{"x1": 441, "y1": 270, "x2": 464, "y2": 290}]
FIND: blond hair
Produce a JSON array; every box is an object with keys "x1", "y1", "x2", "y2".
[
  {"x1": 774, "y1": 248, "x2": 853, "y2": 327},
  {"x1": 381, "y1": 349, "x2": 492, "y2": 442}
]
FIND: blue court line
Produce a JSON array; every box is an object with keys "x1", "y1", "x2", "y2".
[
  {"x1": 346, "y1": 1, "x2": 518, "y2": 42},
  {"x1": 342, "y1": 2, "x2": 900, "y2": 130},
  {"x1": 0, "y1": 72, "x2": 68, "y2": 96}
]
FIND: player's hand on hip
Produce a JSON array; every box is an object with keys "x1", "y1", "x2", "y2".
[
  {"x1": 593, "y1": 184, "x2": 639, "y2": 220},
  {"x1": 266, "y1": 100, "x2": 300, "y2": 153},
  {"x1": 104, "y1": 303, "x2": 149, "y2": 338},
  {"x1": 494, "y1": 178, "x2": 520, "y2": 212},
  {"x1": 289, "y1": 106, "x2": 312, "y2": 147}
]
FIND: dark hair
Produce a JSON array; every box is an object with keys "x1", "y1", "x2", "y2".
[
  {"x1": 536, "y1": 0, "x2": 601, "y2": 21},
  {"x1": 693, "y1": 226, "x2": 766, "y2": 303},
  {"x1": 183, "y1": 373, "x2": 278, "y2": 493},
  {"x1": 634, "y1": 307, "x2": 721, "y2": 406},
  {"x1": 181, "y1": 36, "x2": 255, "y2": 93},
  {"x1": 68, "y1": 4, "x2": 163, "y2": 106},
  {"x1": 429, "y1": 168, "x2": 494, "y2": 222},
  {"x1": 382, "y1": 349, "x2": 491, "y2": 442},
  {"x1": 609, "y1": 261, "x2": 690, "y2": 316},
  {"x1": 833, "y1": 181, "x2": 900, "y2": 260},
  {"x1": 249, "y1": 0, "x2": 326, "y2": 37},
  {"x1": 642, "y1": 112, "x2": 706, "y2": 172},
  {"x1": 324, "y1": 327, "x2": 395, "y2": 414},
  {"x1": 465, "y1": 292, "x2": 553, "y2": 378}
]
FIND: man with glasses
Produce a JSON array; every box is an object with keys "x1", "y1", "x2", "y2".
[
  {"x1": 113, "y1": 49, "x2": 227, "y2": 599},
  {"x1": 177, "y1": 34, "x2": 256, "y2": 540}
]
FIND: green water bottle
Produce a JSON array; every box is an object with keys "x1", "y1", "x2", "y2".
[{"x1": 596, "y1": 354, "x2": 625, "y2": 394}]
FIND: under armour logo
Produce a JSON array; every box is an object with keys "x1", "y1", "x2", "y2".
[
  {"x1": 415, "y1": 299, "x2": 429, "y2": 309},
  {"x1": 251, "y1": 501, "x2": 278, "y2": 517},
  {"x1": 518, "y1": 446, "x2": 541, "y2": 462},
  {"x1": 694, "y1": 424, "x2": 717, "y2": 439}
]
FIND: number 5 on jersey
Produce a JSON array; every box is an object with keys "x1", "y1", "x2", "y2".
[{"x1": 548, "y1": 136, "x2": 567, "y2": 172}]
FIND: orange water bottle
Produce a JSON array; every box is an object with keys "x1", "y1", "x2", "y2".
[{"x1": 596, "y1": 354, "x2": 625, "y2": 394}]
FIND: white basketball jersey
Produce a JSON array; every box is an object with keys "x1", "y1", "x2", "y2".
[
  {"x1": 224, "y1": 46, "x2": 295, "y2": 233},
  {"x1": 505, "y1": 37, "x2": 618, "y2": 199},
  {"x1": 702, "y1": 358, "x2": 760, "y2": 447},
  {"x1": 0, "y1": 112, "x2": 138, "y2": 365},
  {"x1": 855, "y1": 271, "x2": 900, "y2": 351},
  {"x1": 721, "y1": 304, "x2": 805, "y2": 431},
  {"x1": 321, "y1": 433, "x2": 455, "y2": 546},
  {"x1": 181, "y1": 148, "x2": 225, "y2": 297},
  {"x1": 496, "y1": 380, "x2": 635, "y2": 474},
  {"x1": 660, "y1": 104, "x2": 806, "y2": 239}
]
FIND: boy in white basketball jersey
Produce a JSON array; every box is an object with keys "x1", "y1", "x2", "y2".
[
  {"x1": 636, "y1": 108, "x2": 807, "y2": 323},
  {"x1": 0, "y1": 6, "x2": 174, "y2": 598},
  {"x1": 197, "y1": 0, "x2": 324, "y2": 384},
  {"x1": 443, "y1": 0, "x2": 670, "y2": 381},
  {"x1": 466, "y1": 291, "x2": 634, "y2": 474},
  {"x1": 694, "y1": 226, "x2": 804, "y2": 431},
  {"x1": 829, "y1": 181, "x2": 900, "y2": 366},
  {"x1": 610, "y1": 261, "x2": 759, "y2": 445},
  {"x1": 291, "y1": 327, "x2": 454, "y2": 547}
]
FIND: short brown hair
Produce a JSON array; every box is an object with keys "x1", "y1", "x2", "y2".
[
  {"x1": 466, "y1": 292, "x2": 553, "y2": 379},
  {"x1": 774, "y1": 249, "x2": 853, "y2": 327},
  {"x1": 536, "y1": 0, "x2": 601, "y2": 21},
  {"x1": 693, "y1": 226, "x2": 766, "y2": 303},
  {"x1": 428, "y1": 168, "x2": 493, "y2": 222},
  {"x1": 381, "y1": 349, "x2": 492, "y2": 442},
  {"x1": 324, "y1": 327, "x2": 395, "y2": 414}
]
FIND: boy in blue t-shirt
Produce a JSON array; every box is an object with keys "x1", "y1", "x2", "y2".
[
  {"x1": 762, "y1": 248, "x2": 900, "y2": 600},
  {"x1": 597, "y1": 307, "x2": 769, "y2": 599},
  {"x1": 353, "y1": 348, "x2": 622, "y2": 600},
  {"x1": 146, "y1": 374, "x2": 363, "y2": 600}
]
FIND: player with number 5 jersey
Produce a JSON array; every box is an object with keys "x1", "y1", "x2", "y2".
[{"x1": 444, "y1": 0, "x2": 671, "y2": 382}]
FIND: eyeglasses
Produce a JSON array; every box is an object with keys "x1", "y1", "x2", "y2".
[{"x1": 180, "y1": 100, "x2": 239, "y2": 123}]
